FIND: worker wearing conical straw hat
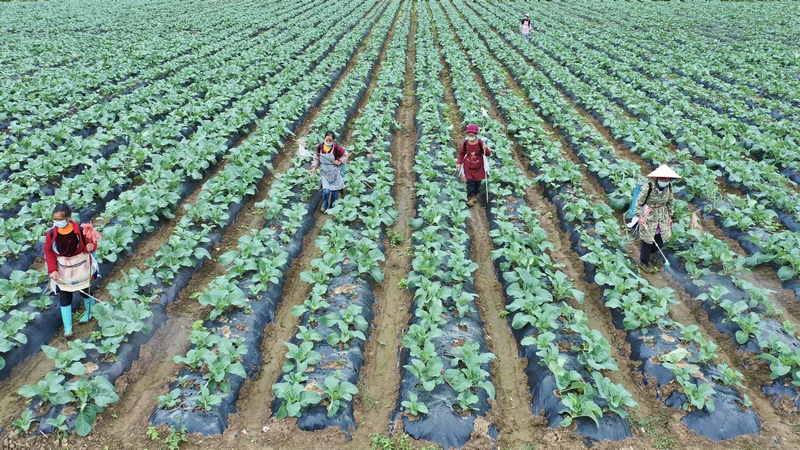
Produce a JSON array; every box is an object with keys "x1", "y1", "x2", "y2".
[{"x1": 635, "y1": 165, "x2": 680, "y2": 272}]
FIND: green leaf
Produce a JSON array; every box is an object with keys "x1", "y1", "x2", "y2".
[
  {"x1": 42, "y1": 345, "x2": 59, "y2": 360},
  {"x1": 660, "y1": 348, "x2": 688, "y2": 364},
  {"x1": 275, "y1": 403, "x2": 288, "y2": 420},
  {"x1": 735, "y1": 330, "x2": 749, "y2": 345},
  {"x1": 66, "y1": 362, "x2": 85, "y2": 376},
  {"x1": 194, "y1": 247, "x2": 211, "y2": 260},
  {"x1": 408, "y1": 217, "x2": 424, "y2": 229},
  {"x1": 479, "y1": 380, "x2": 496, "y2": 400},
  {"x1": 777, "y1": 266, "x2": 796, "y2": 281},
  {"x1": 17, "y1": 384, "x2": 38, "y2": 398},
  {"x1": 218, "y1": 251, "x2": 238, "y2": 266},
  {"x1": 75, "y1": 406, "x2": 97, "y2": 436},
  {"x1": 286, "y1": 402, "x2": 301, "y2": 418}
]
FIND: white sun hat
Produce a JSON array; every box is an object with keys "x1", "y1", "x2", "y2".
[{"x1": 646, "y1": 164, "x2": 681, "y2": 179}]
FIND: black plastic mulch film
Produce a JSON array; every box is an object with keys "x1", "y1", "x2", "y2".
[
  {"x1": 389, "y1": 139, "x2": 497, "y2": 449},
  {"x1": 485, "y1": 196, "x2": 632, "y2": 443}
]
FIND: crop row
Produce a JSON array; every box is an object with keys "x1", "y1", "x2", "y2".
[
  {"x1": 153, "y1": 0, "x2": 405, "y2": 435},
  {"x1": 11, "y1": 1, "x2": 388, "y2": 436},
  {"x1": 456, "y1": 0, "x2": 760, "y2": 440},
  {"x1": 271, "y1": 1, "x2": 409, "y2": 432},
  {"x1": 539, "y1": 14, "x2": 800, "y2": 225},
  {"x1": 434, "y1": 0, "x2": 636, "y2": 441},
  {"x1": 559, "y1": 7, "x2": 800, "y2": 175},
  {"x1": 0, "y1": 0, "x2": 277, "y2": 173},
  {"x1": 497, "y1": 2, "x2": 800, "y2": 288},
  {"x1": 0, "y1": 0, "x2": 273, "y2": 134},
  {"x1": 482, "y1": 1, "x2": 800, "y2": 410},
  {"x1": 0, "y1": 0, "x2": 372, "y2": 375},
  {"x1": 383, "y1": 6, "x2": 498, "y2": 449},
  {"x1": 0, "y1": 0, "x2": 328, "y2": 268}
]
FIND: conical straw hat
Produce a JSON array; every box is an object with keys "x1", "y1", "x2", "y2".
[{"x1": 647, "y1": 165, "x2": 681, "y2": 179}]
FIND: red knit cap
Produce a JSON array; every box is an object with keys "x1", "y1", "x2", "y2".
[{"x1": 466, "y1": 124, "x2": 479, "y2": 134}]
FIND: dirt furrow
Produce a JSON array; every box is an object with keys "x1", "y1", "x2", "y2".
[
  {"x1": 207, "y1": 3, "x2": 401, "y2": 447},
  {"x1": 0, "y1": 2, "x2": 391, "y2": 447},
  {"x1": 430, "y1": 9, "x2": 551, "y2": 448},
  {"x1": 455, "y1": 0, "x2": 735, "y2": 361},
  {"x1": 560, "y1": 98, "x2": 800, "y2": 333},
  {"x1": 90, "y1": 131, "x2": 306, "y2": 445},
  {"x1": 0, "y1": 149, "x2": 233, "y2": 433},
  {"x1": 223, "y1": 209, "x2": 334, "y2": 448},
  {"x1": 457, "y1": 3, "x2": 800, "y2": 441},
  {"x1": 350, "y1": 4, "x2": 417, "y2": 443},
  {"x1": 441, "y1": 0, "x2": 655, "y2": 418},
  {"x1": 443, "y1": 3, "x2": 736, "y2": 446}
]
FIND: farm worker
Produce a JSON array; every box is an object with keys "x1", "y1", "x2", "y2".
[
  {"x1": 456, "y1": 124, "x2": 491, "y2": 207},
  {"x1": 44, "y1": 204, "x2": 98, "y2": 338},
  {"x1": 520, "y1": 14, "x2": 532, "y2": 39},
  {"x1": 310, "y1": 130, "x2": 349, "y2": 211},
  {"x1": 634, "y1": 165, "x2": 680, "y2": 272}
]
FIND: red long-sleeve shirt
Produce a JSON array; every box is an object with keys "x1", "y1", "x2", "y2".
[{"x1": 44, "y1": 220, "x2": 93, "y2": 274}]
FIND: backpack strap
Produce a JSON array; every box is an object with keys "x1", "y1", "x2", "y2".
[
  {"x1": 334, "y1": 143, "x2": 345, "y2": 160},
  {"x1": 462, "y1": 139, "x2": 486, "y2": 154},
  {"x1": 76, "y1": 223, "x2": 86, "y2": 246},
  {"x1": 643, "y1": 182, "x2": 653, "y2": 205}
]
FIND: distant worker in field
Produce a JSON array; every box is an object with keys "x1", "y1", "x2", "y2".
[
  {"x1": 310, "y1": 130, "x2": 349, "y2": 211},
  {"x1": 456, "y1": 124, "x2": 491, "y2": 207},
  {"x1": 520, "y1": 14, "x2": 531, "y2": 39},
  {"x1": 634, "y1": 165, "x2": 680, "y2": 272},
  {"x1": 44, "y1": 204, "x2": 98, "y2": 338}
]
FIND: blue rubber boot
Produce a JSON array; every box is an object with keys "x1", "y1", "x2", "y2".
[
  {"x1": 80, "y1": 297, "x2": 94, "y2": 323},
  {"x1": 60, "y1": 305, "x2": 73, "y2": 338}
]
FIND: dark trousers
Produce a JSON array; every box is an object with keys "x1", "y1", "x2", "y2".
[
  {"x1": 322, "y1": 189, "x2": 339, "y2": 209},
  {"x1": 466, "y1": 179, "x2": 482, "y2": 199},
  {"x1": 640, "y1": 234, "x2": 664, "y2": 265},
  {"x1": 59, "y1": 289, "x2": 89, "y2": 307}
]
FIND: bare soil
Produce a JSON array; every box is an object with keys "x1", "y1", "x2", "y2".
[{"x1": 350, "y1": 8, "x2": 419, "y2": 445}]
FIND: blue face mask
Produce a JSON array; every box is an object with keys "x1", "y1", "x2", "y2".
[
  {"x1": 54, "y1": 220, "x2": 68, "y2": 228},
  {"x1": 467, "y1": 136, "x2": 477, "y2": 142},
  {"x1": 658, "y1": 181, "x2": 670, "y2": 188}
]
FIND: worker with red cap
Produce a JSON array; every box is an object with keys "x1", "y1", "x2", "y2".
[{"x1": 456, "y1": 124, "x2": 491, "y2": 207}]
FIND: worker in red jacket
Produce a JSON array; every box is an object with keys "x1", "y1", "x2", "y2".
[
  {"x1": 309, "y1": 131, "x2": 349, "y2": 211},
  {"x1": 44, "y1": 204, "x2": 97, "y2": 337},
  {"x1": 456, "y1": 124, "x2": 491, "y2": 207}
]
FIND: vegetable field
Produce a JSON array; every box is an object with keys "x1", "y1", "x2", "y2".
[{"x1": 1, "y1": 0, "x2": 800, "y2": 448}]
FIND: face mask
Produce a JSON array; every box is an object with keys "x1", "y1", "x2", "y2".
[
  {"x1": 658, "y1": 181, "x2": 670, "y2": 188},
  {"x1": 324, "y1": 140, "x2": 333, "y2": 146},
  {"x1": 467, "y1": 136, "x2": 477, "y2": 142},
  {"x1": 54, "y1": 220, "x2": 68, "y2": 228}
]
